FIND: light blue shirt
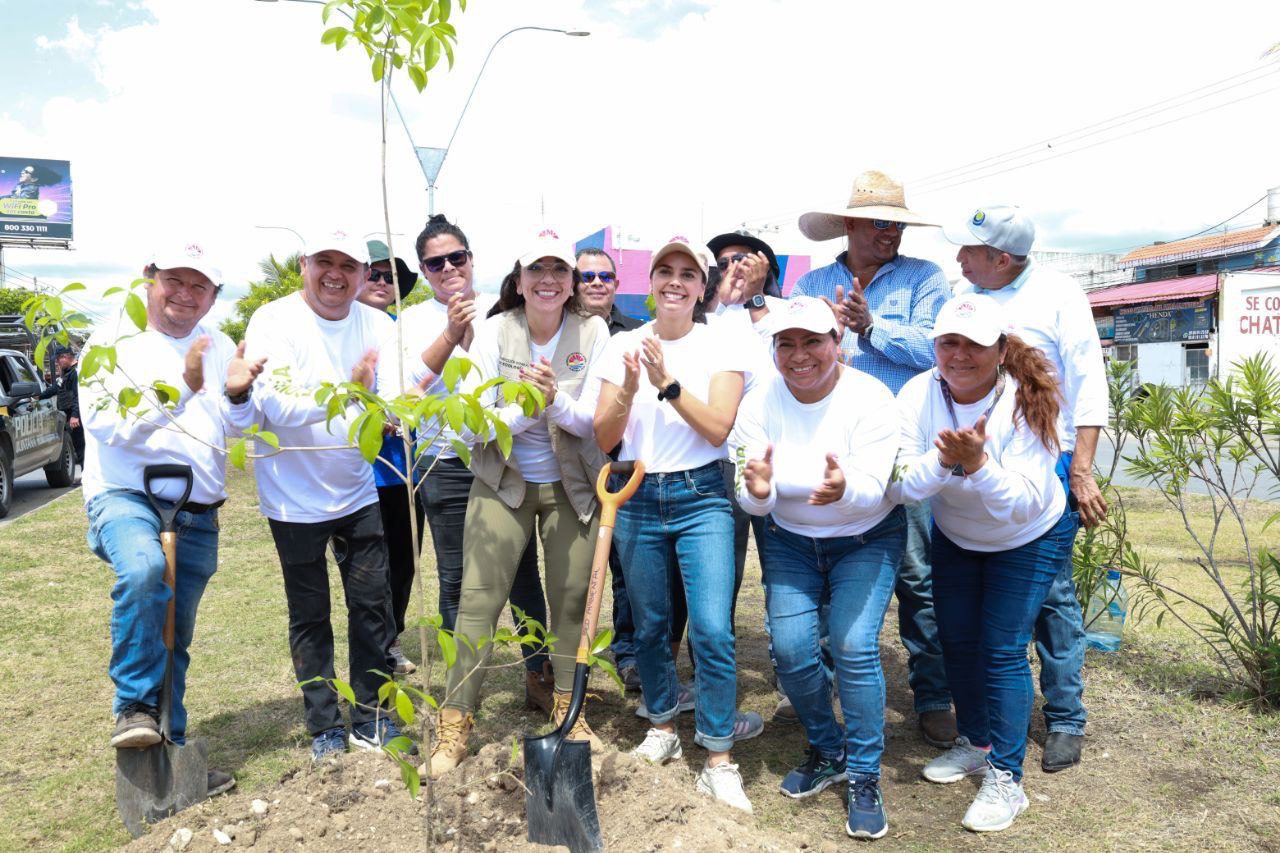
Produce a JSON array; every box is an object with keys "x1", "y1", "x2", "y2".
[{"x1": 792, "y1": 252, "x2": 951, "y2": 394}]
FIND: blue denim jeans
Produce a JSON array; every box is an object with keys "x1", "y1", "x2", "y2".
[
  {"x1": 613, "y1": 461, "x2": 737, "y2": 752},
  {"x1": 897, "y1": 499, "x2": 952, "y2": 714},
  {"x1": 1035, "y1": 451, "x2": 1088, "y2": 735},
  {"x1": 933, "y1": 508, "x2": 1079, "y2": 780},
  {"x1": 763, "y1": 507, "x2": 906, "y2": 777},
  {"x1": 87, "y1": 489, "x2": 220, "y2": 744}
]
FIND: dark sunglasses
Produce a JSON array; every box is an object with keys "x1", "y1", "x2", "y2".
[
  {"x1": 367, "y1": 268, "x2": 396, "y2": 284},
  {"x1": 872, "y1": 220, "x2": 907, "y2": 231},
  {"x1": 525, "y1": 262, "x2": 572, "y2": 276},
  {"x1": 580, "y1": 270, "x2": 617, "y2": 284},
  {"x1": 715, "y1": 253, "x2": 748, "y2": 271},
  {"x1": 421, "y1": 249, "x2": 472, "y2": 273}
]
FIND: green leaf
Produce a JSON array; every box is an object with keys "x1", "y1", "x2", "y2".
[
  {"x1": 395, "y1": 689, "x2": 415, "y2": 725},
  {"x1": 103, "y1": 286, "x2": 123, "y2": 297},
  {"x1": 590, "y1": 627, "x2": 613, "y2": 658},
  {"x1": 423, "y1": 37, "x2": 440, "y2": 71},
  {"x1": 408, "y1": 64, "x2": 427, "y2": 92},
  {"x1": 377, "y1": 681, "x2": 395, "y2": 705},
  {"x1": 436, "y1": 629, "x2": 457, "y2": 668},
  {"x1": 442, "y1": 36, "x2": 454, "y2": 69},
  {"x1": 372, "y1": 51, "x2": 385, "y2": 82},
  {"x1": 449, "y1": 439, "x2": 470, "y2": 467},
  {"x1": 367, "y1": 5, "x2": 386, "y2": 31},
  {"x1": 320, "y1": 25, "x2": 346, "y2": 45},
  {"x1": 398, "y1": 756, "x2": 421, "y2": 799},
  {"x1": 492, "y1": 417, "x2": 512, "y2": 459},
  {"x1": 442, "y1": 356, "x2": 471, "y2": 392},
  {"x1": 153, "y1": 382, "x2": 181, "y2": 407},
  {"x1": 125, "y1": 292, "x2": 148, "y2": 331},
  {"x1": 117, "y1": 386, "x2": 142, "y2": 412},
  {"x1": 438, "y1": 0, "x2": 451, "y2": 22},
  {"x1": 43, "y1": 296, "x2": 63, "y2": 322},
  {"x1": 358, "y1": 408, "x2": 386, "y2": 463},
  {"x1": 445, "y1": 396, "x2": 465, "y2": 433},
  {"x1": 34, "y1": 336, "x2": 51, "y2": 371},
  {"x1": 255, "y1": 430, "x2": 281, "y2": 451},
  {"x1": 228, "y1": 438, "x2": 248, "y2": 470},
  {"x1": 60, "y1": 282, "x2": 86, "y2": 293},
  {"x1": 333, "y1": 678, "x2": 357, "y2": 707}
]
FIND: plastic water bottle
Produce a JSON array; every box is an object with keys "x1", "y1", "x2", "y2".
[{"x1": 1085, "y1": 570, "x2": 1128, "y2": 652}]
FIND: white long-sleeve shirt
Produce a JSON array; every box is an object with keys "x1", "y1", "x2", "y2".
[
  {"x1": 954, "y1": 260, "x2": 1108, "y2": 452},
  {"x1": 244, "y1": 292, "x2": 394, "y2": 523},
  {"x1": 729, "y1": 367, "x2": 897, "y2": 537},
  {"x1": 889, "y1": 370, "x2": 1066, "y2": 552},
  {"x1": 81, "y1": 319, "x2": 255, "y2": 505}
]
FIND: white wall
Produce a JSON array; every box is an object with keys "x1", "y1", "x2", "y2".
[
  {"x1": 1137, "y1": 341, "x2": 1184, "y2": 386},
  {"x1": 1218, "y1": 272, "x2": 1280, "y2": 375}
]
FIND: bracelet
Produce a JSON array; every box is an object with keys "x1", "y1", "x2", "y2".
[{"x1": 443, "y1": 330, "x2": 460, "y2": 346}]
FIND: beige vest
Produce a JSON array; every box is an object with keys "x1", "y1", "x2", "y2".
[{"x1": 470, "y1": 310, "x2": 610, "y2": 524}]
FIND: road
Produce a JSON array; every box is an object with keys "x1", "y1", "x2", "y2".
[
  {"x1": 0, "y1": 469, "x2": 80, "y2": 529},
  {"x1": 1092, "y1": 433, "x2": 1279, "y2": 500}
]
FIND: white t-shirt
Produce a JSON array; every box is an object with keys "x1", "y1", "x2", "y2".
[
  {"x1": 707, "y1": 306, "x2": 774, "y2": 396},
  {"x1": 464, "y1": 312, "x2": 609, "y2": 483},
  {"x1": 245, "y1": 292, "x2": 394, "y2": 523},
  {"x1": 729, "y1": 368, "x2": 897, "y2": 537},
  {"x1": 376, "y1": 291, "x2": 499, "y2": 460},
  {"x1": 81, "y1": 319, "x2": 255, "y2": 505},
  {"x1": 594, "y1": 320, "x2": 742, "y2": 474},
  {"x1": 889, "y1": 370, "x2": 1066, "y2": 552}
]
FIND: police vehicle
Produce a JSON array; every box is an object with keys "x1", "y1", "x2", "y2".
[{"x1": 0, "y1": 319, "x2": 75, "y2": 517}]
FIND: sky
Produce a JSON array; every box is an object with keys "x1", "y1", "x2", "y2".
[{"x1": 1, "y1": 0, "x2": 1279, "y2": 327}]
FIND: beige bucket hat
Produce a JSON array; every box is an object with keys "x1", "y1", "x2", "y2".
[{"x1": 798, "y1": 170, "x2": 938, "y2": 241}]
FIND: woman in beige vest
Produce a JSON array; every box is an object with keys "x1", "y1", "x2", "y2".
[{"x1": 429, "y1": 231, "x2": 611, "y2": 777}]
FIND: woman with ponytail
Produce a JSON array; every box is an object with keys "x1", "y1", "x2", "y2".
[{"x1": 889, "y1": 294, "x2": 1076, "y2": 834}]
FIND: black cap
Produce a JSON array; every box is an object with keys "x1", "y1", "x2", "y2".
[{"x1": 707, "y1": 231, "x2": 780, "y2": 280}]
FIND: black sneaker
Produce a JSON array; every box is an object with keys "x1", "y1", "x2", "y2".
[
  {"x1": 619, "y1": 665, "x2": 642, "y2": 693},
  {"x1": 207, "y1": 769, "x2": 236, "y2": 797},
  {"x1": 352, "y1": 718, "x2": 419, "y2": 756},
  {"x1": 111, "y1": 702, "x2": 161, "y2": 749},
  {"x1": 1041, "y1": 732, "x2": 1083, "y2": 773},
  {"x1": 778, "y1": 747, "x2": 847, "y2": 799},
  {"x1": 846, "y1": 773, "x2": 888, "y2": 840}
]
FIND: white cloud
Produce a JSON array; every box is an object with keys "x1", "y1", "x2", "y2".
[
  {"x1": 3, "y1": 0, "x2": 1280, "y2": 331},
  {"x1": 34, "y1": 15, "x2": 99, "y2": 62}
]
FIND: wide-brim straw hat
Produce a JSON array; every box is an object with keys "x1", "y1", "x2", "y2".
[{"x1": 798, "y1": 170, "x2": 938, "y2": 241}]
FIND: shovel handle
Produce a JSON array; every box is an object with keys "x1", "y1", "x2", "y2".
[
  {"x1": 576, "y1": 461, "x2": 645, "y2": 664},
  {"x1": 142, "y1": 464, "x2": 195, "y2": 532}
]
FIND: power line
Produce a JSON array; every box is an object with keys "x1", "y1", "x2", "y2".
[{"x1": 1096, "y1": 195, "x2": 1268, "y2": 257}]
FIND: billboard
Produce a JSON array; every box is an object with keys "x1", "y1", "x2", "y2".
[
  {"x1": 1113, "y1": 299, "x2": 1212, "y2": 344},
  {"x1": 0, "y1": 156, "x2": 73, "y2": 242}
]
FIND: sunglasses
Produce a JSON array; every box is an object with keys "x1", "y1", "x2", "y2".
[
  {"x1": 715, "y1": 253, "x2": 748, "y2": 272},
  {"x1": 872, "y1": 220, "x2": 908, "y2": 231},
  {"x1": 367, "y1": 269, "x2": 396, "y2": 284},
  {"x1": 421, "y1": 249, "x2": 472, "y2": 273},
  {"x1": 525, "y1": 262, "x2": 572, "y2": 277},
  {"x1": 580, "y1": 270, "x2": 617, "y2": 285}
]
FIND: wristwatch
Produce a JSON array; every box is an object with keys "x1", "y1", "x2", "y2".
[
  {"x1": 657, "y1": 380, "x2": 682, "y2": 402},
  {"x1": 225, "y1": 386, "x2": 252, "y2": 405},
  {"x1": 747, "y1": 293, "x2": 767, "y2": 310}
]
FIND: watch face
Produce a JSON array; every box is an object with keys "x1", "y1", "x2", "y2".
[{"x1": 749, "y1": 294, "x2": 766, "y2": 309}]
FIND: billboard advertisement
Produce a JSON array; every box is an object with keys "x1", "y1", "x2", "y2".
[
  {"x1": 1113, "y1": 299, "x2": 1212, "y2": 344},
  {"x1": 0, "y1": 156, "x2": 73, "y2": 241}
]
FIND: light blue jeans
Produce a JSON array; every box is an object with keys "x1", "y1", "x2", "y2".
[
  {"x1": 763, "y1": 508, "x2": 906, "y2": 776},
  {"x1": 87, "y1": 489, "x2": 220, "y2": 744},
  {"x1": 613, "y1": 461, "x2": 738, "y2": 752}
]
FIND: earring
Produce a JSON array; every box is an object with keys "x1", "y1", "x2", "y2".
[{"x1": 998, "y1": 363, "x2": 1006, "y2": 378}]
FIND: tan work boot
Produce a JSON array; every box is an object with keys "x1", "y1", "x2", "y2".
[
  {"x1": 524, "y1": 661, "x2": 556, "y2": 715},
  {"x1": 428, "y1": 708, "x2": 473, "y2": 778},
  {"x1": 552, "y1": 690, "x2": 604, "y2": 751}
]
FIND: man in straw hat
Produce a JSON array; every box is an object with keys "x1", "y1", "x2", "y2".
[{"x1": 793, "y1": 170, "x2": 956, "y2": 748}]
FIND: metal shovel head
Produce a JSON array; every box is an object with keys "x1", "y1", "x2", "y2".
[
  {"x1": 524, "y1": 732, "x2": 601, "y2": 852},
  {"x1": 115, "y1": 738, "x2": 208, "y2": 839}
]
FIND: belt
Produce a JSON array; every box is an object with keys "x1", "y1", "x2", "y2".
[{"x1": 180, "y1": 500, "x2": 225, "y2": 514}]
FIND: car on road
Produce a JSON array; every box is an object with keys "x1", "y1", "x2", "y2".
[{"x1": 0, "y1": 345, "x2": 75, "y2": 517}]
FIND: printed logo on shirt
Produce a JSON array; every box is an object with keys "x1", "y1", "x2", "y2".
[
  {"x1": 565, "y1": 352, "x2": 587, "y2": 372},
  {"x1": 972, "y1": 209, "x2": 986, "y2": 226}
]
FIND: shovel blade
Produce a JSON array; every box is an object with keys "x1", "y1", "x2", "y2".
[
  {"x1": 115, "y1": 739, "x2": 209, "y2": 838},
  {"x1": 524, "y1": 730, "x2": 603, "y2": 852}
]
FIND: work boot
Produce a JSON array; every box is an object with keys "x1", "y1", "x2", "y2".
[
  {"x1": 551, "y1": 690, "x2": 603, "y2": 751},
  {"x1": 919, "y1": 709, "x2": 960, "y2": 748},
  {"x1": 1041, "y1": 732, "x2": 1083, "y2": 773},
  {"x1": 428, "y1": 708, "x2": 473, "y2": 778},
  {"x1": 524, "y1": 661, "x2": 556, "y2": 715},
  {"x1": 207, "y1": 770, "x2": 236, "y2": 797}
]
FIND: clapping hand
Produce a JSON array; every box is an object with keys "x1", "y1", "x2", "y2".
[
  {"x1": 183, "y1": 335, "x2": 211, "y2": 394},
  {"x1": 744, "y1": 444, "x2": 774, "y2": 500},
  {"x1": 226, "y1": 340, "x2": 267, "y2": 398},
  {"x1": 351, "y1": 348, "x2": 379, "y2": 391},
  {"x1": 808, "y1": 453, "x2": 847, "y2": 505},
  {"x1": 520, "y1": 356, "x2": 558, "y2": 409},
  {"x1": 620, "y1": 350, "x2": 642, "y2": 400},
  {"x1": 640, "y1": 336, "x2": 671, "y2": 390},
  {"x1": 444, "y1": 293, "x2": 477, "y2": 347},
  {"x1": 934, "y1": 415, "x2": 989, "y2": 475},
  {"x1": 830, "y1": 279, "x2": 871, "y2": 335}
]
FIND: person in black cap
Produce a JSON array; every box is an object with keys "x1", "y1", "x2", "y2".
[
  {"x1": 41, "y1": 346, "x2": 84, "y2": 469},
  {"x1": 705, "y1": 231, "x2": 783, "y2": 334},
  {"x1": 359, "y1": 240, "x2": 423, "y2": 675}
]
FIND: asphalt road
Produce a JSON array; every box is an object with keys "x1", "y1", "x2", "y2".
[
  {"x1": 1092, "y1": 433, "x2": 1279, "y2": 499},
  {"x1": 0, "y1": 469, "x2": 80, "y2": 529}
]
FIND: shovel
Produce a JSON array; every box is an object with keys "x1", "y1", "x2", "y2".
[
  {"x1": 116, "y1": 463, "x2": 209, "y2": 838},
  {"x1": 525, "y1": 460, "x2": 645, "y2": 852}
]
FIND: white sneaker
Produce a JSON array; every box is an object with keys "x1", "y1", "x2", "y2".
[
  {"x1": 631, "y1": 728, "x2": 683, "y2": 765},
  {"x1": 695, "y1": 761, "x2": 753, "y2": 814},
  {"x1": 922, "y1": 736, "x2": 991, "y2": 784},
  {"x1": 635, "y1": 682, "x2": 695, "y2": 720},
  {"x1": 962, "y1": 767, "x2": 1029, "y2": 832}
]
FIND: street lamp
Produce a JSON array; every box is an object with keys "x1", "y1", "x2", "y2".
[{"x1": 255, "y1": 1, "x2": 590, "y2": 213}]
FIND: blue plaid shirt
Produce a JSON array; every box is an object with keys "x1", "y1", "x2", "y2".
[{"x1": 792, "y1": 252, "x2": 950, "y2": 394}]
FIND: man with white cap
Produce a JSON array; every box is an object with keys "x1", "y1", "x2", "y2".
[
  {"x1": 243, "y1": 228, "x2": 409, "y2": 762},
  {"x1": 943, "y1": 205, "x2": 1108, "y2": 773},
  {"x1": 793, "y1": 170, "x2": 956, "y2": 748},
  {"x1": 83, "y1": 243, "x2": 264, "y2": 797}
]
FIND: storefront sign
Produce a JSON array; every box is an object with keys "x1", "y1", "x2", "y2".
[
  {"x1": 1094, "y1": 315, "x2": 1115, "y2": 339},
  {"x1": 1113, "y1": 299, "x2": 1212, "y2": 344}
]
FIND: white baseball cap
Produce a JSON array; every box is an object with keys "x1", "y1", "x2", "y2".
[
  {"x1": 303, "y1": 227, "x2": 369, "y2": 263},
  {"x1": 942, "y1": 205, "x2": 1036, "y2": 256},
  {"x1": 648, "y1": 235, "x2": 709, "y2": 277},
  {"x1": 518, "y1": 229, "x2": 577, "y2": 269},
  {"x1": 929, "y1": 294, "x2": 1013, "y2": 347},
  {"x1": 763, "y1": 296, "x2": 838, "y2": 336},
  {"x1": 150, "y1": 242, "x2": 224, "y2": 288}
]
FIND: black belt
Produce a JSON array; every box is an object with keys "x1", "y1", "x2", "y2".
[{"x1": 180, "y1": 500, "x2": 225, "y2": 514}]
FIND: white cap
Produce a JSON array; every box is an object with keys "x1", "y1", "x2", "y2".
[
  {"x1": 648, "y1": 235, "x2": 709, "y2": 277},
  {"x1": 303, "y1": 228, "x2": 368, "y2": 263},
  {"x1": 942, "y1": 205, "x2": 1036, "y2": 256},
  {"x1": 150, "y1": 242, "x2": 224, "y2": 288},
  {"x1": 518, "y1": 228, "x2": 577, "y2": 268},
  {"x1": 929, "y1": 294, "x2": 1013, "y2": 347},
  {"x1": 763, "y1": 296, "x2": 838, "y2": 336}
]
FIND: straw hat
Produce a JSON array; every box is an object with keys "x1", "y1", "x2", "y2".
[{"x1": 798, "y1": 170, "x2": 937, "y2": 241}]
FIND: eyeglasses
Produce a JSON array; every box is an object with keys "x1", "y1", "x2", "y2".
[
  {"x1": 715, "y1": 253, "x2": 748, "y2": 271},
  {"x1": 525, "y1": 262, "x2": 572, "y2": 277},
  {"x1": 367, "y1": 269, "x2": 396, "y2": 284},
  {"x1": 580, "y1": 270, "x2": 617, "y2": 284},
  {"x1": 872, "y1": 220, "x2": 907, "y2": 231},
  {"x1": 421, "y1": 249, "x2": 472, "y2": 273}
]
